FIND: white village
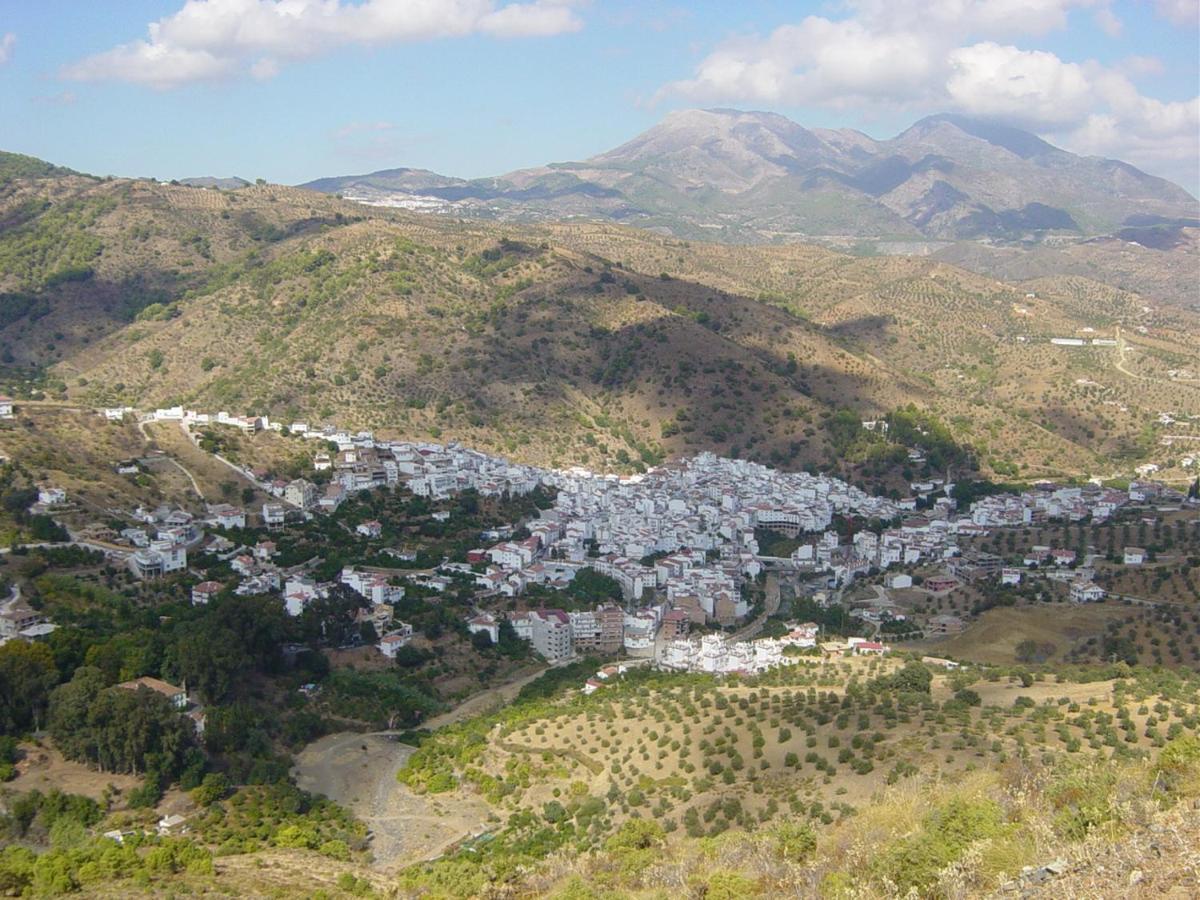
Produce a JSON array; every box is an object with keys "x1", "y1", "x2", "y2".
[{"x1": 5, "y1": 399, "x2": 1195, "y2": 695}]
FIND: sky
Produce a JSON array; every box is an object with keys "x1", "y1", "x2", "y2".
[{"x1": 1, "y1": 1, "x2": 1197, "y2": 193}]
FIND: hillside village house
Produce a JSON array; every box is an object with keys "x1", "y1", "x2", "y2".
[
  {"x1": 262, "y1": 503, "x2": 286, "y2": 531},
  {"x1": 1123, "y1": 547, "x2": 1147, "y2": 565},
  {"x1": 117, "y1": 676, "x2": 188, "y2": 709},
  {"x1": 191, "y1": 581, "x2": 223, "y2": 605},
  {"x1": 378, "y1": 625, "x2": 415, "y2": 658},
  {"x1": 340, "y1": 566, "x2": 405, "y2": 605},
  {"x1": 283, "y1": 576, "x2": 324, "y2": 617},
  {"x1": 37, "y1": 487, "x2": 66, "y2": 506},
  {"x1": 208, "y1": 504, "x2": 246, "y2": 529},
  {"x1": 356, "y1": 520, "x2": 383, "y2": 538},
  {"x1": 285, "y1": 479, "x2": 318, "y2": 510},
  {"x1": 0, "y1": 601, "x2": 44, "y2": 642},
  {"x1": 1070, "y1": 581, "x2": 1107, "y2": 603},
  {"x1": 466, "y1": 613, "x2": 500, "y2": 644},
  {"x1": 0, "y1": 396, "x2": 13, "y2": 418},
  {"x1": 128, "y1": 540, "x2": 187, "y2": 580}
]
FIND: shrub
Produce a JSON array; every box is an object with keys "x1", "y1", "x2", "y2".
[
  {"x1": 874, "y1": 796, "x2": 1006, "y2": 892},
  {"x1": 772, "y1": 821, "x2": 817, "y2": 862}
]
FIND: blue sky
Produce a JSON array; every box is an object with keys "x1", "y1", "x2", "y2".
[{"x1": 1, "y1": 1, "x2": 1197, "y2": 191}]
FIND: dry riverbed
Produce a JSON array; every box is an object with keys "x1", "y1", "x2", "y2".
[{"x1": 291, "y1": 731, "x2": 491, "y2": 870}]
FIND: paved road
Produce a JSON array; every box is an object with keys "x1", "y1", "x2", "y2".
[{"x1": 731, "y1": 572, "x2": 781, "y2": 642}]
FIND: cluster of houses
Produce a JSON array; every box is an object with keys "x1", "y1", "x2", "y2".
[
  {"x1": 463, "y1": 453, "x2": 900, "y2": 637},
  {"x1": 18, "y1": 407, "x2": 1191, "y2": 672},
  {"x1": 970, "y1": 481, "x2": 1179, "y2": 527},
  {"x1": 659, "y1": 625, "x2": 814, "y2": 675}
]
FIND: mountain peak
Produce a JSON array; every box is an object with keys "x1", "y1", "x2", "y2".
[
  {"x1": 587, "y1": 107, "x2": 827, "y2": 187},
  {"x1": 900, "y1": 114, "x2": 1059, "y2": 159}
]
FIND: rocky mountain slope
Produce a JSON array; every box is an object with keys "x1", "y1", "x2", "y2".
[{"x1": 302, "y1": 109, "x2": 1198, "y2": 242}]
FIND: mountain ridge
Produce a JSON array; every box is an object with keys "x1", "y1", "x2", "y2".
[{"x1": 300, "y1": 109, "x2": 1198, "y2": 242}]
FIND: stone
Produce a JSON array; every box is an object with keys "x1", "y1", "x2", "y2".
[
  {"x1": 1129, "y1": 869, "x2": 1144, "y2": 886},
  {"x1": 1043, "y1": 859, "x2": 1067, "y2": 876}
]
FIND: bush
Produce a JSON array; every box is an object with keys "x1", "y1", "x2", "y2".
[
  {"x1": 874, "y1": 796, "x2": 1007, "y2": 892},
  {"x1": 772, "y1": 821, "x2": 817, "y2": 862}
]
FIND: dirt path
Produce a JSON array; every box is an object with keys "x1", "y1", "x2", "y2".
[
  {"x1": 420, "y1": 665, "x2": 547, "y2": 731},
  {"x1": 166, "y1": 457, "x2": 205, "y2": 499},
  {"x1": 291, "y1": 732, "x2": 490, "y2": 870}
]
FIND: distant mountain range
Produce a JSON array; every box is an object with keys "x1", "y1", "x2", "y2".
[{"x1": 300, "y1": 109, "x2": 1199, "y2": 243}]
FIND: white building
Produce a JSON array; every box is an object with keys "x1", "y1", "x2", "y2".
[
  {"x1": 356, "y1": 520, "x2": 383, "y2": 538},
  {"x1": 1070, "y1": 582, "x2": 1106, "y2": 603},
  {"x1": 467, "y1": 613, "x2": 500, "y2": 644},
  {"x1": 37, "y1": 487, "x2": 66, "y2": 506},
  {"x1": 128, "y1": 540, "x2": 187, "y2": 580},
  {"x1": 378, "y1": 624, "x2": 415, "y2": 657},
  {"x1": 283, "y1": 576, "x2": 323, "y2": 617},
  {"x1": 209, "y1": 504, "x2": 246, "y2": 529}
]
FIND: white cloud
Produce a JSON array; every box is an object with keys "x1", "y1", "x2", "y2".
[
  {"x1": 1093, "y1": 7, "x2": 1123, "y2": 35},
  {"x1": 0, "y1": 33, "x2": 15, "y2": 65},
  {"x1": 946, "y1": 43, "x2": 1092, "y2": 128},
  {"x1": 1116, "y1": 55, "x2": 1165, "y2": 78},
  {"x1": 662, "y1": 17, "x2": 938, "y2": 108},
  {"x1": 1150, "y1": 0, "x2": 1200, "y2": 26},
  {"x1": 660, "y1": 0, "x2": 1198, "y2": 188},
  {"x1": 62, "y1": 0, "x2": 584, "y2": 89},
  {"x1": 848, "y1": 0, "x2": 1098, "y2": 38}
]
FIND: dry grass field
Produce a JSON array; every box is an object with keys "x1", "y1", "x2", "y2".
[{"x1": 917, "y1": 603, "x2": 1132, "y2": 665}]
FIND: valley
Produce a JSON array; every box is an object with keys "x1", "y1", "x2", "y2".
[
  {"x1": 0, "y1": 129, "x2": 1197, "y2": 899},
  {"x1": 5, "y1": 1, "x2": 1199, "y2": 895}
]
